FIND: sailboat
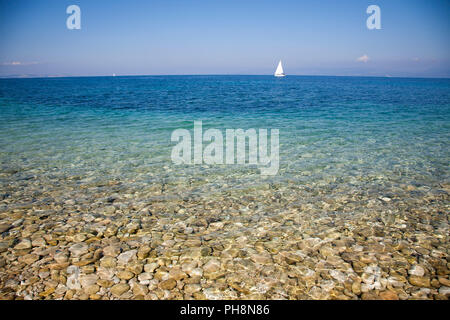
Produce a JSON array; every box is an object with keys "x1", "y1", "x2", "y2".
[{"x1": 274, "y1": 60, "x2": 285, "y2": 77}]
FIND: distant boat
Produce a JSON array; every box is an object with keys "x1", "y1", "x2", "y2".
[
  {"x1": 112, "y1": 73, "x2": 116, "y2": 77},
  {"x1": 274, "y1": 60, "x2": 285, "y2": 77}
]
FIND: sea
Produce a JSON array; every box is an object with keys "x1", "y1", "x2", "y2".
[
  {"x1": 1, "y1": 76, "x2": 448, "y2": 202},
  {"x1": 1, "y1": 75, "x2": 449, "y2": 300}
]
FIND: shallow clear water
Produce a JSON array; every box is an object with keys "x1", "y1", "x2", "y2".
[
  {"x1": 0, "y1": 75, "x2": 449, "y2": 207},
  {"x1": 1, "y1": 75, "x2": 449, "y2": 300}
]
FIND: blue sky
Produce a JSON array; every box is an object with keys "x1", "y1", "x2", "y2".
[{"x1": 0, "y1": 0, "x2": 449, "y2": 77}]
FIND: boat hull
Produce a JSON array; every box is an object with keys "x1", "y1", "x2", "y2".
[{"x1": 274, "y1": 74, "x2": 286, "y2": 77}]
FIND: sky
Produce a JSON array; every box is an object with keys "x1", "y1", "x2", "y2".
[{"x1": 0, "y1": 0, "x2": 449, "y2": 78}]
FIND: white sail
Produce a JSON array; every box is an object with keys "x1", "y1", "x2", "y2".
[{"x1": 274, "y1": 60, "x2": 285, "y2": 77}]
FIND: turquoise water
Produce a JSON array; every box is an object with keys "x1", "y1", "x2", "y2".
[{"x1": 0, "y1": 75, "x2": 449, "y2": 207}]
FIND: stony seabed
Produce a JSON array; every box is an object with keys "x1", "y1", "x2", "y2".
[{"x1": 0, "y1": 76, "x2": 448, "y2": 299}]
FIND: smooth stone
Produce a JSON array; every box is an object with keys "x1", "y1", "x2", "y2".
[
  {"x1": 73, "y1": 234, "x2": 87, "y2": 242},
  {"x1": 250, "y1": 253, "x2": 272, "y2": 265},
  {"x1": 18, "y1": 253, "x2": 39, "y2": 265},
  {"x1": 387, "y1": 275, "x2": 406, "y2": 287},
  {"x1": 181, "y1": 261, "x2": 197, "y2": 273},
  {"x1": 97, "y1": 279, "x2": 114, "y2": 288},
  {"x1": 104, "y1": 206, "x2": 116, "y2": 215},
  {"x1": 69, "y1": 243, "x2": 89, "y2": 257},
  {"x1": 169, "y1": 268, "x2": 187, "y2": 281},
  {"x1": 329, "y1": 270, "x2": 347, "y2": 283},
  {"x1": 66, "y1": 274, "x2": 81, "y2": 290},
  {"x1": 110, "y1": 283, "x2": 130, "y2": 297},
  {"x1": 117, "y1": 271, "x2": 134, "y2": 280},
  {"x1": 137, "y1": 272, "x2": 153, "y2": 282},
  {"x1": 144, "y1": 263, "x2": 158, "y2": 273},
  {"x1": 82, "y1": 265, "x2": 95, "y2": 274},
  {"x1": 137, "y1": 246, "x2": 151, "y2": 259},
  {"x1": 132, "y1": 283, "x2": 148, "y2": 296},
  {"x1": 281, "y1": 251, "x2": 303, "y2": 264},
  {"x1": 85, "y1": 285, "x2": 100, "y2": 295},
  {"x1": 0, "y1": 223, "x2": 12, "y2": 233},
  {"x1": 79, "y1": 274, "x2": 99, "y2": 288},
  {"x1": 103, "y1": 245, "x2": 121, "y2": 257},
  {"x1": 54, "y1": 252, "x2": 68, "y2": 264},
  {"x1": 125, "y1": 261, "x2": 143, "y2": 274},
  {"x1": 188, "y1": 268, "x2": 203, "y2": 278},
  {"x1": 408, "y1": 276, "x2": 431, "y2": 288},
  {"x1": 203, "y1": 259, "x2": 221, "y2": 273},
  {"x1": 351, "y1": 281, "x2": 361, "y2": 295},
  {"x1": 12, "y1": 219, "x2": 24, "y2": 227},
  {"x1": 408, "y1": 265, "x2": 425, "y2": 277},
  {"x1": 97, "y1": 267, "x2": 116, "y2": 280},
  {"x1": 159, "y1": 278, "x2": 177, "y2": 290},
  {"x1": 100, "y1": 256, "x2": 117, "y2": 268},
  {"x1": 31, "y1": 237, "x2": 46, "y2": 247},
  {"x1": 361, "y1": 292, "x2": 380, "y2": 300},
  {"x1": 117, "y1": 250, "x2": 137, "y2": 264},
  {"x1": 319, "y1": 246, "x2": 335, "y2": 257},
  {"x1": 184, "y1": 284, "x2": 202, "y2": 294},
  {"x1": 15, "y1": 239, "x2": 32, "y2": 250},
  {"x1": 0, "y1": 241, "x2": 9, "y2": 253},
  {"x1": 67, "y1": 265, "x2": 80, "y2": 274},
  {"x1": 379, "y1": 290, "x2": 399, "y2": 300},
  {"x1": 438, "y1": 286, "x2": 450, "y2": 296},
  {"x1": 438, "y1": 277, "x2": 450, "y2": 287},
  {"x1": 39, "y1": 287, "x2": 55, "y2": 297}
]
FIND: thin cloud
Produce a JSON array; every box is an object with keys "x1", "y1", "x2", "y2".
[
  {"x1": 1, "y1": 61, "x2": 39, "y2": 66},
  {"x1": 356, "y1": 55, "x2": 370, "y2": 63}
]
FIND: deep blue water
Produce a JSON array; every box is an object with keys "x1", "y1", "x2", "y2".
[{"x1": 0, "y1": 75, "x2": 449, "y2": 200}]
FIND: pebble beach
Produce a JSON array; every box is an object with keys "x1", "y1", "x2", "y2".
[{"x1": 0, "y1": 75, "x2": 449, "y2": 300}]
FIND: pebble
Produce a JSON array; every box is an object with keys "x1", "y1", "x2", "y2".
[
  {"x1": 100, "y1": 256, "x2": 117, "y2": 268},
  {"x1": 117, "y1": 271, "x2": 134, "y2": 280},
  {"x1": 117, "y1": 250, "x2": 137, "y2": 265},
  {"x1": 80, "y1": 274, "x2": 99, "y2": 288},
  {"x1": 438, "y1": 277, "x2": 450, "y2": 287},
  {"x1": 203, "y1": 259, "x2": 221, "y2": 273},
  {"x1": 0, "y1": 223, "x2": 12, "y2": 233},
  {"x1": 409, "y1": 265, "x2": 425, "y2": 277},
  {"x1": 438, "y1": 287, "x2": 450, "y2": 296},
  {"x1": 110, "y1": 283, "x2": 130, "y2": 297},
  {"x1": 144, "y1": 263, "x2": 159, "y2": 273},
  {"x1": 15, "y1": 239, "x2": 32, "y2": 250},
  {"x1": 132, "y1": 283, "x2": 148, "y2": 296},
  {"x1": 250, "y1": 253, "x2": 272, "y2": 265},
  {"x1": 409, "y1": 276, "x2": 431, "y2": 288},
  {"x1": 159, "y1": 278, "x2": 177, "y2": 290},
  {"x1": 104, "y1": 206, "x2": 116, "y2": 215},
  {"x1": 66, "y1": 273, "x2": 81, "y2": 290},
  {"x1": 18, "y1": 254, "x2": 39, "y2": 265},
  {"x1": 103, "y1": 245, "x2": 121, "y2": 257},
  {"x1": 379, "y1": 290, "x2": 399, "y2": 300},
  {"x1": 69, "y1": 243, "x2": 89, "y2": 257},
  {"x1": 0, "y1": 174, "x2": 448, "y2": 301}
]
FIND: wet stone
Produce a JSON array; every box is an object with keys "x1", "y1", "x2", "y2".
[
  {"x1": 159, "y1": 279, "x2": 177, "y2": 290},
  {"x1": 110, "y1": 283, "x2": 130, "y2": 297},
  {"x1": 69, "y1": 243, "x2": 89, "y2": 257}
]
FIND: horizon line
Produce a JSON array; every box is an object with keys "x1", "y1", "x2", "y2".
[{"x1": 0, "y1": 73, "x2": 449, "y2": 80}]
